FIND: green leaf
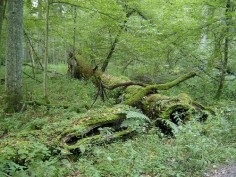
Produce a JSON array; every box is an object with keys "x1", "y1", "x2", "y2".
[{"x1": 79, "y1": 145, "x2": 86, "y2": 154}]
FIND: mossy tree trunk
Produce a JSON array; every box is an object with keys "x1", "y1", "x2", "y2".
[
  {"x1": 1, "y1": 57, "x2": 210, "y2": 162},
  {"x1": 59, "y1": 59, "x2": 209, "y2": 150},
  {"x1": 215, "y1": 0, "x2": 232, "y2": 100},
  {"x1": 0, "y1": 0, "x2": 6, "y2": 60},
  {"x1": 5, "y1": 0, "x2": 24, "y2": 112}
]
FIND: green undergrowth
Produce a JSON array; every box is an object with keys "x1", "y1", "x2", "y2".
[
  {"x1": 0, "y1": 65, "x2": 236, "y2": 176},
  {"x1": 76, "y1": 107, "x2": 236, "y2": 177}
]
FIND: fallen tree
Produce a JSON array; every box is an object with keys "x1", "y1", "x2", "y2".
[
  {"x1": 0, "y1": 54, "x2": 211, "y2": 167},
  {"x1": 58, "y1": 93, "x2": 209, "y2": 153},
  {"x1": 60, "y1": 53, "x2": 211, "y2": 145}
]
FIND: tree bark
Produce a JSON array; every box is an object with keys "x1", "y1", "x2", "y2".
[
  {"x1": 5, "y1": 0, "x2": 23, "y2": 112},
  {"x1": 44, "y1": 0, "x2": 49, "y2": 103},
  {"x1": 73, "y1": 6, "x2": 77, "y2": 53},
  {"x1": 1, "y1": 54, "x2": 210, "y2": 162},
  {"x1": 215, "y1": 0, "x2": 231, "y2": 100},
  {"x1": 0, "y1": 0, "x2": 6, "y2": 43},
  {"x1": 0, "y1": 0, "x2": 6, "y2": 65},
  {"x1": 101, "y1": 10, "x2": 135, "y2": 72},
  {"x1": 37, "y1": 0, "x2": 43, "y2": 69}
]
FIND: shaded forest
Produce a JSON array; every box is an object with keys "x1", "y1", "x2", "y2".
[{"x1": 0, "y1": 0, "x2": 236, "y2": 176}]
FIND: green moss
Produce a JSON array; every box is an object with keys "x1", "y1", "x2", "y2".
[
  {"x1": 100, "y1": 74, "x2": 130, "y2": 87},
  {"x1": 175, "y1": 93, "x2": 192, "y2": 104},
  {"x1": 75, "y1": 54, "x2": 101, "y2": 79},
  {"x1": 146, "y1": 94, "x2": 169, "y2": 102},
  {"x1": 160, "y1": 104, "x2": 191, "y2": 120},
  {"x1": 57, "y1": 105, "x2": 129, "y2": 147},
  {"x1": 124, "y1": 72, "x2": 196, "y2": 106},
  {"x1": 63, "y1": 129, "x2": 134, "y2": 151}
]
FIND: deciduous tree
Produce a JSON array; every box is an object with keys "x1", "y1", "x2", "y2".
[{"x1": 5, "y1": 0, "x2": 24, "y2": 112}]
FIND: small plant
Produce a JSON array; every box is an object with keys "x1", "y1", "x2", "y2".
[{"x1": 119, "y1": 108, "x2": 151, "y2": 131}]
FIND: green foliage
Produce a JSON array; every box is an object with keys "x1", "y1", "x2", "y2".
[
  {"x1": 77, "y1": 108, "x2": 236, "y2": 177},
  {"x1": 1, "y1": 0, "x2": 236, "y2": 175},
  {"x1": 1, "y1": 63, "x2": 236, "y2": 177},
  {"x1": 157, "y1": 118, "x2": 180, "y2": 134},
  {"x1": 0, "y1": 158, "x2": 73, "y2": 177},
  {"x1": 120, "y1": 109, "x2": 151, "y2": 130}
]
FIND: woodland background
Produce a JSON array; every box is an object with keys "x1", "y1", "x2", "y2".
[{"x1": 0, "y1": 0, "x2": 236, "y2": 176}]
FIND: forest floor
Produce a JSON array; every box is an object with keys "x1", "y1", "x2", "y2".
[
  {"x1": 205, "y1": 164, "x2": 236, "y2": 177},
  {"x1": 1, "y1": 65, "x2": 236, "y2": 177}
]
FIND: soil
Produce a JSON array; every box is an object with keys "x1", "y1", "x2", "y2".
[{"x1": 204, "y1": 164, "x2": 236, "y2": 177}]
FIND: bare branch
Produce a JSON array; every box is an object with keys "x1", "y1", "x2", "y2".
[{"x1": 51, "y1": 1, "x2": 121, "y2": 22}]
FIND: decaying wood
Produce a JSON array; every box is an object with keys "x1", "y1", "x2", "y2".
[
  {"x1": 124, "y1": 72, "x2": 197, "y2": 106},
  {"x1": 57, "y1": 105, "x2": 134, "y2": 153},
  {"x1": 58, "y1": 93, "x2": 209, "y2": 152},
  {"x1": 47, "y1": 55, "x2": 211, "y2": 152},
  {"x1": 70, "y1": 53, "x2": 209, "y2": 121},
  {"x1": 0, "y1": 54, "x2": 211, "y2": 165}
]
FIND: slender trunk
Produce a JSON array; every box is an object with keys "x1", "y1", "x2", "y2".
[
  {"x1": 64, "y1": 23, "x2": 67, "y2": 64},
  {"x1": 5, "y1": 0, "x2": 23, "y2": 112},
  {"x1": 37, "y1": 0, "x2": 43, "y2": 69},
  {"x1": 29, "y1": 45, "x2": 36, "y2": 79},
  {"x1": 24, "y1": 30, "x2": 43, "y2": 71},
  {"x1": 73, "y1": 6, "x2": 77, "y2": 53},
  {"x1": 52, "y1": 37, "x2": 55, "y2": 64},
  {"x1": 0, "y1": 0, "x2": 6, "y2": 64},
  {"x1": 0, "y1": 0, "x2": 6, "y2": 43},
  {"x1": 200, "y1": 33, "x2": 207, "y2": 49},
  {"x1": 64, "y1": 48, "x2": 67, "y2": 64},
  {"x1": 215, "y1": 0, "x2": 231, "y2": 99},
  {"x1": 44, "y1": 0, "x2": 49, "y2": 102},
  {"x1": 101, "y1": 10, "x2": 134, "y2": 72},
  {"x1": 25, "y1": 39, "x2": 31, "y2": 62},
  {"x1": 101, "y1": 30, "x2": 121, "y2": 72}
]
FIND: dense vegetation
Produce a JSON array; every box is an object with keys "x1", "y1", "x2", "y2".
[{"x1": 0, "y1": 0, "x2": 236, "y2": 176}]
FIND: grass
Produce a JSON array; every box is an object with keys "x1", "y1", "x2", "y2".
[{"x1": 0, "y1": 64, "x2": 236, "y2": 177}]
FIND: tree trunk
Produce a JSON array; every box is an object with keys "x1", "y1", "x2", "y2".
[
  {"x1": 5, "y1": 0, "x2": 23, "y2": 112},
  {"x1": 37, "y1": 0, "x2": 43, "y2": 69},
  {"x1": 101, "y1": 10, "x2": 135, "y2": 72},
  {"x1": 0, "y1": 0, "x2": 5, "y2": 44},
  {"x1": 73, "y1": 6, "x2": 77, "y2": 53},
  {"x1": 58, "y1": 56, "x2": 211, "y2": 151},
  {"x1": 71, "y1": 54, "x2": 209, "y2": 115},
  {"x1": 44, "y1": 0, "x2": 49, "y2": 103},
  {"x1": 1, "y1": 55, "x2": 211, "y2": 163},
  {"x1": 0, "y1": 0, "x2": 6, "y2": 65},
  {"x1": 215, "y1": 0, "x2": 231, "y2": 100},
  {"x1": 215, "y1": 37, "x2": 229, "y2": 99},
  {"x1": 58, "y1": 93, "x2": 209, "y2": 153}
]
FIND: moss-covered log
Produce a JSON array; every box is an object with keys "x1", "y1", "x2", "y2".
[
  {"x1": 0, "y1": 105, "x2": 138, "y2": 163},
  {"x1": 57, "y1": 105, "x2": 134, "y2": 153},
  {"x1": 71, "y1": 54, "x2": 209, "y2": 119},
  {"x1": 123, "y1": 72, "x2": 197, "y2": 106},
  {"x1": 0, "y1": 55, "x2": 213, "y2": 170},
  {"x1": 45, "y1": 54, "x2": 210, "y2": 151}
]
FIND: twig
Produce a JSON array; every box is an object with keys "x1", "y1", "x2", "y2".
[
  {"x1": 24, "y1": 29, "x2": 44, "y2": 70},
  {"x1": 23, "y1": 63, "x2": 64, "y2": 76},
  {"x1": 23, "y1": 71, "x2": 42, "y2": 83},
  {"x1": 103, "y1": 81, "x2": 147, "y2": 90},
  {"x1": 51, "y1": 1, "x2": 120, "y2": 22},
  {"x1": 1, "y1": 64, "x2": 42, "y2": 83}
]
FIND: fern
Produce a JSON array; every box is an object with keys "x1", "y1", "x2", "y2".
[
  {"x1": 119, "y1": 110, "x2": 151, "y2": 130},
  {"x1": 124, "y1": 111, "x2": 151, "y2": 122},
  {"x1": 157, "y1": 118, "x2": 179, "y2": 135}
]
